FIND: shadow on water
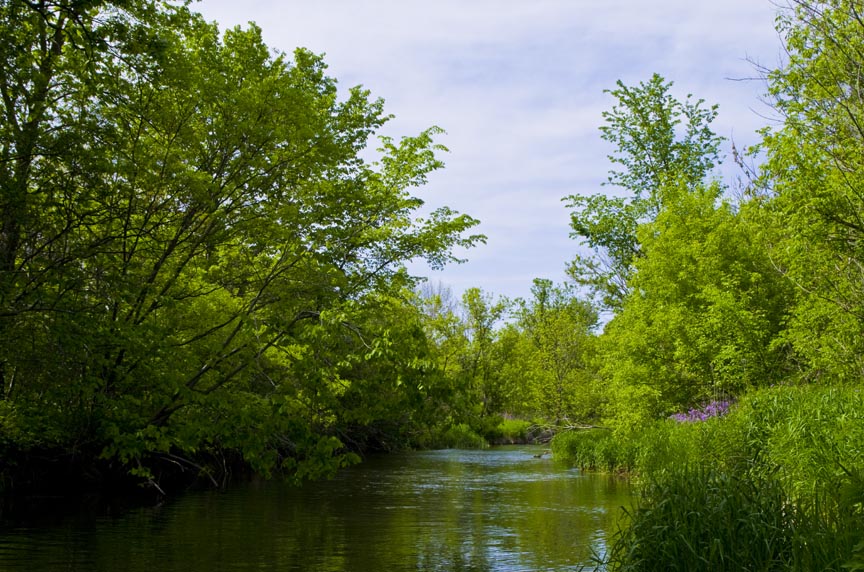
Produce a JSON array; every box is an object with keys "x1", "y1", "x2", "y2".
[{"x1": 0, "y1": 446, "x2": 630, "y2": 571}]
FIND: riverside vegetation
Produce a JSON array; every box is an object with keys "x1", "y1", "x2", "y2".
[
  {"x1": 1, "y1": 0, "x2": 864, "y2": 570},
  {"x1": 549, "y1": 1, "x2": 864, "y2": 569}
]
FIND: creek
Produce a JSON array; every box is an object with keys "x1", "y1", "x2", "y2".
[{"x1": 0, "y1": 446, "x2": 630, "y2": 571}]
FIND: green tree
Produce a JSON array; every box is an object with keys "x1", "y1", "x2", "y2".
[
  {"x1": 507, "y1": 280, "x2": 598, "y2": 423},
  {"x1": 565, "y1": 74, "x2": 723, "y2": 309},
  {"x1": 0, "y1": 1, "x2": 483, "y2": 485},
  {"x1": 460, "y1": 287, "x2": 509, "y2": 417},
  {"x1": 759, "y1": 0, "x2": 864, "y2": 382},
  {"x1": 599, "y1": 183, "x2": 792, "y2": 433}
]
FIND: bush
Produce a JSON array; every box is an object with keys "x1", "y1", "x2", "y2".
[
  {"x1": 416, "y1": 423, "x2": 488, "y2": 450},
  {"x1": 497, "y1": 418, "x2": 533, "y2": 442}
]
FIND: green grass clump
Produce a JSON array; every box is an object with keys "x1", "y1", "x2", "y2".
[
  {"x1": 551, "y1": 429, "x2": 629, "y2": 471},
  {"x1": 606, "y1": 466, "x2": 794, "y2": 571},
  {"x1": 605, "y1": 463, "x2": 864, "y2": 572}
]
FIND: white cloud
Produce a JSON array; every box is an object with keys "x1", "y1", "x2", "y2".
[{"x1": 195, "y1": 0, "x2": 785, "y2": 301}]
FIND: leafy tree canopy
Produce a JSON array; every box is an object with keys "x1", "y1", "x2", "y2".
[
  {"x1": 565, "y1": 73, "x2": 723, "y2": 309},
  {"x1": 0, "y1": 0, "x2": 483, "y2": 486}
]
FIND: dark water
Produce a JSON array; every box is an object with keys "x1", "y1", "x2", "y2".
[{"x1": 0, "y1": 446, "x2": 630, "y2": 571}]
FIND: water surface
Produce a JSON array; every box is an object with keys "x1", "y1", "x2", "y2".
[{"x1": 0, "y1": 446, "x2": 630, "y2": 571}]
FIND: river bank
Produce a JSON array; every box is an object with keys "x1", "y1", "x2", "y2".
[
  {"x1": 550, "y1": 385, "x2": 864, "y2": 571},
  {"x1": 0, "y1": 415, "x2": 557, "y2": 522}
]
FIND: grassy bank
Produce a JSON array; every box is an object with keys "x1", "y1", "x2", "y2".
[{"x1": 552, "y1": 385, "x2": 864, "y2": 571}]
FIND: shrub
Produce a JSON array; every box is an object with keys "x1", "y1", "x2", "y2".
[
  {"x1": 439, "y1": 423, "x2": 488, "y2": 449},
  {"x1": 498, "y1": 418, "x2": 533, "y2": 442}
]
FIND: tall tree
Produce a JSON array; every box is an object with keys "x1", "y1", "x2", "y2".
[
  {"x1": 460, "y1": 287, "x2": 509, "y2": 416},
  {"x1": 760, "y1": 0, "x2": 864, "y2": 382},
  {"x1": 565, "y1": 74, "x2": 723, "y2": 309},
  {"x1": 507, "y1": 280, "x2": 598, "y2": 423},
  {"x1": 0, "y1": 1, "x2": 483, "y2": 484}
]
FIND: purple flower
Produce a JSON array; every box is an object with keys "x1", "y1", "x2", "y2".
[{"x1": 669, "y1": 399, "x2": 732, "y2": 423}]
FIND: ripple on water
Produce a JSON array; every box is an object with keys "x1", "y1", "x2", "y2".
[{"x1": 0, "y1": 447, "x2": 630, "y2": 572}]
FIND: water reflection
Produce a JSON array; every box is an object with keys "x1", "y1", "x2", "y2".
[{"x1": 0, "y1": 446, "x2": 630, "y2": 571}]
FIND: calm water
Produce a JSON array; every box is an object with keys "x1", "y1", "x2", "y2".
[{"x1": 0, "y1": 446, "x2": 630, "y2": 571}]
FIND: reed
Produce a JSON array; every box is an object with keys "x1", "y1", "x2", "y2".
[{"x1": 606, "y1": 466, "x2": 794, "y2": 571}]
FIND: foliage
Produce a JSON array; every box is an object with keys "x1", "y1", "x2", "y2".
[
  {"x1": 505, "y1": 280, "x2": 599, "y2": 423},
  {"x1": 556, "y1": 386, "x2": 864, "y2": 571},
  {"x1": 0, "y1": 1, "x2": 483, "y2": 487},
  {"x1": 459, "y1": 288, "x2": 510, "y2": 416},
  {"x1": 414, "y1": 284, "x2": 515, "y2": 438},
  {"x1": 497, "y1": 418, "x2": 533, "y2": 442},
  {"x1": 759, "y1": 0, "x2": 864, "y2": 382},
  {"x1": 565, "y1": 74, "x2": 723, "y2": 309},
  {"x1": 559, "y1": 75, "x2": 791, "y2": 437},
  {"x1": 413, "y1": 279, "x2": 599, "y2": 442},
  {"x1": 598, "y1": 183, "x2": 792, "y2": 433},
  {"x1": 605, "y1": 462, "x2": 864, "y2": 572},
  {"x1": 606, "y1": 467, "x2": 795, "y2": 571},
  {"x1": 417, "y1": 422, "x2": 488, "y2": 450},
  {"x1": 551, "y1": 429, "x2": 635, "y2": 473}
]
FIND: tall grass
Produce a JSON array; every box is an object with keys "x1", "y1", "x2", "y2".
[
  {"x1": 554, "y1": 385, "x2": 864, "y2": 571},
  {"x1": 607, "y1": 467, "x2": 794, "y2": 571},
  {"x1": 604, "y1": 466, "x2": 864, "y2": 571}
]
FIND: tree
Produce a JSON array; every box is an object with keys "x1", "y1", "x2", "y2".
[
  {"x1": 506, "y1": 280, "x2": 598, "y2": 423},
  {"x1": 565, "y1": 74, "x2": 723, "y2": 309},
  {"x1": 598, "y1": 183, "x2": 793, "y2": 433},
  {"x1": 759, "y1": 0, "x2": 864, "y2": 382},
  {"x1": 460, "y1": 287, "x2": 509, "y2": 416},
  {"x1": 0, "y1": 1, "x2": 483, "y2": 485}
]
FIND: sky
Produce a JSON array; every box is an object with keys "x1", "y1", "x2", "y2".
[{"x1": 193, "y1": 0, "x2": 786, "y2": 303}]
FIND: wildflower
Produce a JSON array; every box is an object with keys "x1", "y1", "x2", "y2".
[{"x1": 669, "y1": 399, "x2": 732, "y2": 422}]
